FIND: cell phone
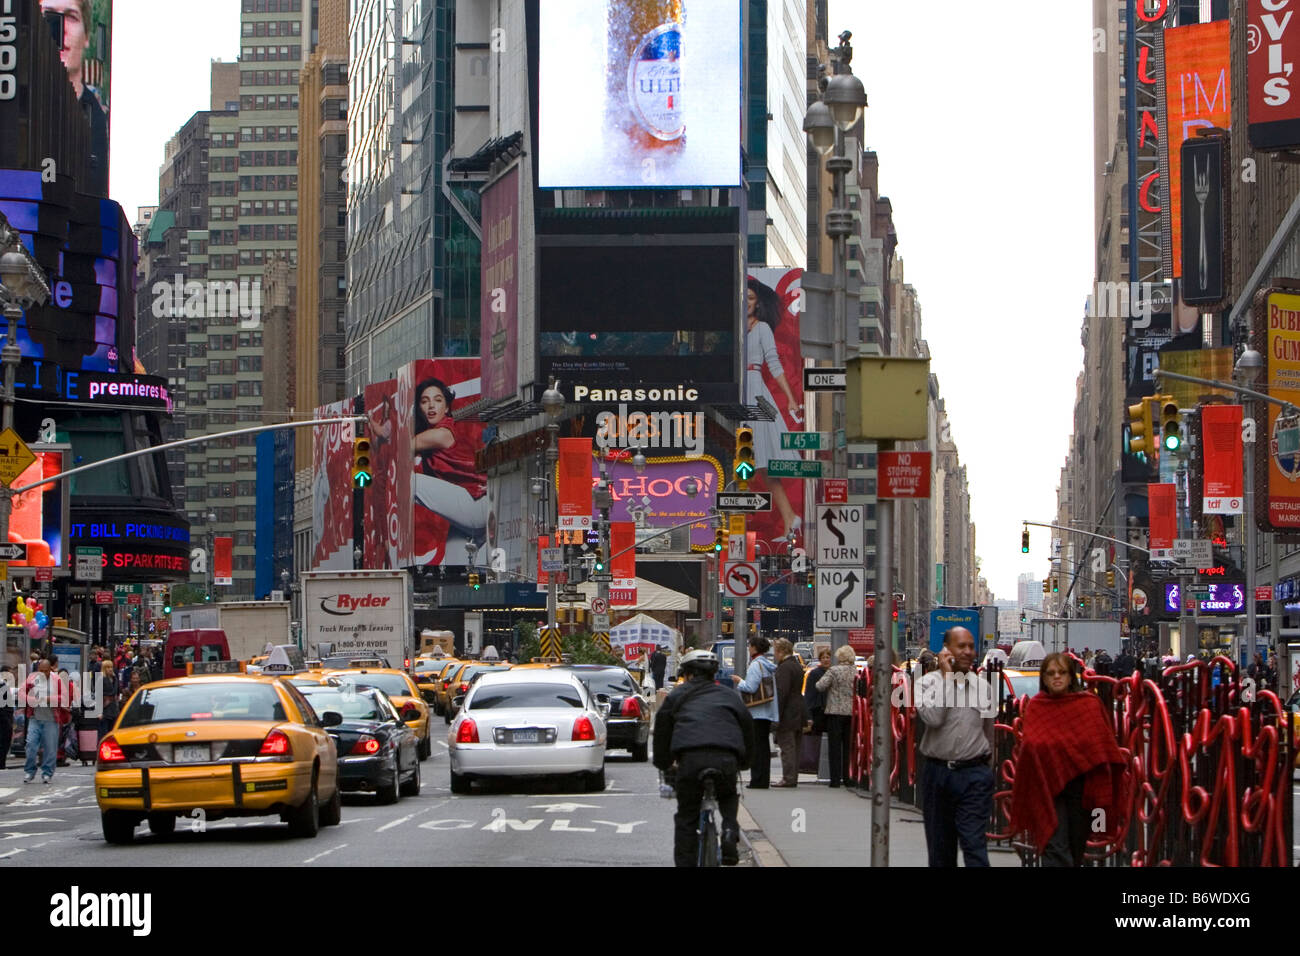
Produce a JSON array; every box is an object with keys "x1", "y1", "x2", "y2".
[{"x1": 44, "y1": 10, "x2": 65, "y2": 48}]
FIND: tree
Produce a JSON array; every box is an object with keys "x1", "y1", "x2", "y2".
[{"x1": 516, "y1": 629, "x2": 623, "y2": 667}]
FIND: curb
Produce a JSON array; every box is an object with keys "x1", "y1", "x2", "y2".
[{"x1": 737, "y1": 801, "x2": 787, "y2": 867}]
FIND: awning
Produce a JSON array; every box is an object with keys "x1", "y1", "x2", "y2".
[{"x1": 571, "y1": 578, "x2": 695, "y2": 613}]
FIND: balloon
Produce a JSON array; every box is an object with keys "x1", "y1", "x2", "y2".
[
  {"x1": 25, "y1": 621, "x2": 40, "y2": 640},
  {"x1": 35, "y1": 612, "x2": 48, "y2": 628}
]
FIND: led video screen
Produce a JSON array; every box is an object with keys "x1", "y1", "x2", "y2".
[{"x1": 538, "y1": 0, "x2": 741, "y2": 188}]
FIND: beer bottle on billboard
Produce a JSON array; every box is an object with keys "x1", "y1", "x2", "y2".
[{"x1": 607, "y1": 0, "x2": 685, "y2": 153}]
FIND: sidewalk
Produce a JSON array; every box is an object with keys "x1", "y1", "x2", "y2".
[{"x1": 736, "y1": 756, "x2": 1021, "y2": 868}]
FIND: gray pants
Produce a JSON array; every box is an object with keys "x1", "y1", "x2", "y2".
[{"x1": 775, "y1": 727, "x2": 801, "y2": 785}]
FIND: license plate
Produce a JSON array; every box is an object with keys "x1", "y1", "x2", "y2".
[
  {"x1": 509, "y1": 729, "x2": 540, "y2": 745},
  {"x1": 173, "y1": 744, "x2": 210, "y2": 763}
]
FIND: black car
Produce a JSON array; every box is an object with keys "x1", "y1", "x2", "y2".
[
  {"x1": 555, "y1": 665, "x2": 650, "y2": 761},
  {"x1": 298, "y1": 684, "x2": 420, "y2": 804}
]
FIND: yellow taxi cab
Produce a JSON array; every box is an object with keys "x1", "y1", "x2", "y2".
[
  {"x1": 439, "y1": 660, "x2": 513, "y2": 722},
  {"x1": 323, "y1": 668, "x2": 432, "y2": 761},
  {"x1": 413, "y1": 657, "x2": 459, "y2": 710},
  {"x1": 95, "y1": 671, "x2": 342, "y2": 844}
]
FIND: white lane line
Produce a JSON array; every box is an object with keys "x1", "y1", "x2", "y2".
[
  {"x1": 374, "y1": 799, "x2": 445, "y2": 832},
  {"x1": 0, "y1": 817, "x2": 64, "y2": 827},
  {"x1": 303, "y1": 843, "x2": 348, "y2": 864},
  {"x1": 0, "y1": 849, "x2": 25, "y2": 860},
  {"x1": 437, "y1": 741, "x2": 449, "y2": 749},
  {"x1": 0, "y1": 788, "x2": 17, "y2": 799}
]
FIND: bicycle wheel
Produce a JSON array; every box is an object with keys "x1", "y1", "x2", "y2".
[{"x1": 699, "y1": 813, "x2": 719, "y2": 867}]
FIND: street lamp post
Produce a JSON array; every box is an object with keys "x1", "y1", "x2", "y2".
[
  {"x1": 1236, "y1": 347, "x2": 1263, "y2": 664},
  {"x1": 542, "y1": 383, "x2": 564, "y2": 655},
  {"x1": 0, "y1": 216, "x2": 52, "y2": 609}
]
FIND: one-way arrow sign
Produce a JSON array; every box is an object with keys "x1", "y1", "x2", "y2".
[
  {"x1": 0, "y1": 543, "x2": 27, "y2": 561},
  {"x1": 717, "y1": 493, "x2": 772, "y2": 512}
]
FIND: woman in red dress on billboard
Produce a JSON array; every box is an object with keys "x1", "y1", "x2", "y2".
[{"x1": 412, "y1": 378, "x2": 489, "y2": 546}]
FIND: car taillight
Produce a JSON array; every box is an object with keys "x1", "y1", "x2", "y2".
[
  {"x1": 400, "y1": 703, "x2": 418, "y2": 720},
  {"x1": 98, "y1": 736, "x2": 126, "y2": 763},
  {"x1": 350, "y1": 735, "x2": 381, "y2": 755},
  {"x1": 259, "y1": 729, "x2": 292, "y2": 756},
  {"x1": 621, "y1": 696, "x2": 642, "y2": 718},
  {"x1": 459, "y1": 682, "x2": 468, "y2": 694},
  {"x1": 456, "y1": 719, "x2": 479, "y2": 744},
  {"x1": 572, "y1": 716, "x2": 595, "y2": 741}
]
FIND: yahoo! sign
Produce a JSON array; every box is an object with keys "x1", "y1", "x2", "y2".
[{"x1": 589, "y1": 455, "x2": 723, "y2": 551}]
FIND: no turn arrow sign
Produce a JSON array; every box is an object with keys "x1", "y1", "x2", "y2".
[
  {"x1": 816, "y1": 505, "x2": 863, "y2": 565},
  {"x1": 816, "y1": 567, "x2": 864, "y2": 628}
]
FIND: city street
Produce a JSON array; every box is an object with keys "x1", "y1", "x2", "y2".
[{"x1": 0, "y1": 745, "x2": 691, "y2": 868}]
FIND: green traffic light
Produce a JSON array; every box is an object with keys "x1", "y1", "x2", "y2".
[
  {"x1": 1163, "y1": 433, "x2": 1181, "y2": 451},
  {"x1": 735, "y1": 461, "x2": 755, "y2": 481},
  {"x1": 354, "y1": 471, "x2": 372, "y2": 489}
]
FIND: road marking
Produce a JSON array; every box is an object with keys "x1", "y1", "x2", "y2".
[
  {"x1": 419, "y1": 818, "x2": 476, "y2": 830},
  {"x1": 591, "y1": 819, "x2": 646, "y2": 834},
  {"x1": 437, "y1": 741, "x2": 449, "y2": 749},
  {"x1": 0, "y1": 817, "x2": 64, "y2": 827},
  {"x1": 303, "y1": 843, "x2": 348, "y2": 864},
  {"x1": 526, "y1": 802, "x2": 602, "y2": 813},
  {"x1": 550, "y1": 819, "x2": 596, "y2": 832},
  {"x1": 376, "y1": 812, "x2": 418, "y2": 832},
  {"x1": 0, "y1": 788, "x2": 17, "y2": 800},
  {"x1": 338, "y1": 817, "x2": 375, "y2": 826},
  {"x1": 0, "y1": 848, "x2": 25, "y2": 860}
]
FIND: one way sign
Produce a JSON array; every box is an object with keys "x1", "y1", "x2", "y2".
[{"x1": 816, "y1": 568, "x2": 864, "y2": 628}]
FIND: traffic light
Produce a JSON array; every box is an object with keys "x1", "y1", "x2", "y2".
[
  {"x1": 162, "y1": 589, "x2": 172, "y2": 615},
  {"x1": 1127, "y1": 397, "x2": 1155, "y2": 458},
  {"x1": 1042, "y1": 579, "x2": 1050, "y2": 595},
  {"x1": 1106, "y1": 570, "x2": 1115, "y2": 588},
  {"x1": 593, "y1": 548, "x2": 605, "y2": 572},
  {"x1": 1020, "y1": 610, "x2": 1027, "y2": 624},
  {"x1": 1078, "y1": 595, "x2": 1086, "y2": 610},
  {"x1": 805, "y1": 572, "x2": 815, "y2": 589},
  {"x1": 1021, "y1": 528, "x2": 1029, "y2": 553},
  {"x1": 1157, "y1": 395, "x2": 1181, "y2": 452},
  {"x1": 714, "y1": 528, "x2": 725, "y2": 553},
  {"x1": 734, "y1": 426, "x2": 755, "y2": 487},
  {"x1": 352, "y1": 436, "x2": 373, "y2": 489},
  {"x1": 1052, "y1": 577, "x2": 1059, "y2": 593},
  {"x1": 469, "y1": 572, "x2": 480, "y2": 590}
]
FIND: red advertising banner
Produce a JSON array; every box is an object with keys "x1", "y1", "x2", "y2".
[
  {"x1": 1161, "y1": 20, "x2": 1231, "y2": 279},
  {"x1": 213, "y1": 536, "x2": 233, "y2": 586},
  {"x1": 1148, "y1": 484, "x2": 1177, "y2": 551},
  {"x1": 311, "y1": 399, "x2": 355, "y2": 570},
  {"x1": 556, "y1": 438, "x2": 593, "y2": 531},
  {"x1": 610, "y1": 521, "x2": 635, "y2": 581},
  {"x1": 610, "y1": 585, "x2": 637, "y2": 606},
  {"x1": 1201, "y1": 405, "x2": 1243, "y2": 514},
  {"x1": 878, "y1": 451, "x2": 932, "y2": 499},
  {"x1": 538, "y1": 534, "x2": 550, "y2": 590},
  {"x1": 1247, "y1": 0, "x2": 1300, "y2": 150},
  {"x1": 1264, "y1": 291, "x2": 1300, "y2": 528},
  {"x1": 363, "y1": 377, "x2": 401, "y2": 569},
  {"x1": 480, "y1": 166, "x2": 519, "y2": 402}
]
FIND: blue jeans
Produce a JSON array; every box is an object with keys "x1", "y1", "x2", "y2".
[
  {"x1": 24, "y1": 718, "x2": 58, "y2": 779},
  {"x1": 919, "y1": 757, "x2": 993, "y2": 867}
]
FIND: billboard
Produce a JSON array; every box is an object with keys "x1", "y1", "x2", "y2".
[
  {"x1": 361, "y1": 359, "x2": 488, "y2": 570},
  {"x1": 1163, "y1": 581, "x2": 1245, "y2": 615},
  {"x1": 480, "y1": 166, "x2": 519, "y2": 404},
  {"x1": 538, "y1": 0, "x2": 741, "y2": 188},
  {"x1": 1247, "y1": 0, "x2": 1300, "y2": 150},
  {"x1": 538, "y1": 235, "x2": 739, "y2": 404},
  {"x1": 1160, "y1": 20, "x2": 1231, "y2": 282},
  {"x1": 586, "y1": 454, "x2": 723, "y2": 551},
  {"x1": 8, "y1": 449, "x2": 67, "y2": 571},
  {"x1": 0, "y1": 172, "x2": 135, "y2": 384},
  {"x1": 745, "y1": 268, "x2": 808, "y2": 543},
  {"x1": 1179, "y1": 135, "x2": 1226, "y2": 305},
  {"x1": 41, "y1": 0, "x2": 111, "y2": 195},
  {"x1": 1259, "y1": 290, "x2": 1300, "y2": 531},
  {"x1": 310, "y1": 398, "x2": 356, "y2": 570}
]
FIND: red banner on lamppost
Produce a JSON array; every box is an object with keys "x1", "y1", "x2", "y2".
[
  {"x1": 556, "y1": 438, "x2": 593, "y2": 531},
  {"x1": 1201, "y1": 405, "x2": 1243, "y2": 514},
  {"x1": 1148, "y1": 483, "x2": 1177, "y2": 552},
  {"x1": 213, "y1": 537, "x2": 233, "y2": 586}
]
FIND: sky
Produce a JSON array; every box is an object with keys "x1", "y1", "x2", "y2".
[
  {"x1": 828, "y1": 0, "x2": 1094, "y2": 601},
  {"x1": 107, "y1": 1, "x2": 1095, "y2": 603}
]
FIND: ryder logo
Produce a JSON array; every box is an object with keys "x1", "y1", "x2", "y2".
[
  {"x1": 319, "y1": 594, "x2": 393, "y2": 616},
  {"x1": 49, "y1": 887, "x2": 151, "y2": 936}
]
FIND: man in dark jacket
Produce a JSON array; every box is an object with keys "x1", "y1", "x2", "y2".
[
  {"x1": 772, "y1": 638, "x2": 806, "y2": 787},
  {"x1": 654, "y1": 649, "x2": 753, "y2": 866},
  {"x1": 650, "y1": 646, "x2": 668, "y2": 691}
]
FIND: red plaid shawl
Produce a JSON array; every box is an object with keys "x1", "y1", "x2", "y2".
[{"x1": 1008, "y1": 691, "x2": 1128, "y2": 853}]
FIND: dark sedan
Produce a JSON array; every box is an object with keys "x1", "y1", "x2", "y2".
[
  {"x1": 554, "y1": 665, "x2": 650, "y2": 761},
  {"x1": 298, "y1": 685, "x2": 420, "y2": 804}
]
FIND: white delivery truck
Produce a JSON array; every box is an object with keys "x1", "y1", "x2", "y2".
[
  {"x1": 1029, "y1": 618, "x2": 1123, "y2": 658},
  {"x1": 170, "y1": 602, "x2": 292, "y2": 662},
  {"x1": 301, "y1": 570, "x2": 414, "y2": 667}
]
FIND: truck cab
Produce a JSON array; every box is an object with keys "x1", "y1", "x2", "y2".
[{"x1": 164, "y1": 629, "x2": 231, "y2": 679}]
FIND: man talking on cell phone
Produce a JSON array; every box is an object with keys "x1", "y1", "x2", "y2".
[{"x1": 915, "y1": 626, "x2": 996, "y2": 867}]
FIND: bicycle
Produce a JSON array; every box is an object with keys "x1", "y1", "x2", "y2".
[{"x1": 697, "y1": 768, "x2": 724, "y2": 867}]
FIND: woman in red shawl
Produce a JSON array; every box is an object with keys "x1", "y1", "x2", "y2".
[{"x1": 1008, "y1": 653, "x2": 1127, "y2": 866}]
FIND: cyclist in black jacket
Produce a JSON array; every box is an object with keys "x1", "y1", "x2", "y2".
[{"x1": 654, "y1": 649, "x2": 754, "y2": 866}]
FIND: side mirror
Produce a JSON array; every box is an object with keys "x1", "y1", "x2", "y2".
[
  {"x1": 452, "y1": 696, "x2": 465, "y2": 710},
  {"x1": 320, "y1": 710, "x2": 343, "y2": 728},
  {"x1": 595, "y1": 694, "x2": 611, "y2": 718}
]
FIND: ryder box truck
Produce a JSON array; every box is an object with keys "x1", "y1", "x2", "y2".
[{"x1": 301, "y1": 570, "x2": 414, "y2": 667}]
